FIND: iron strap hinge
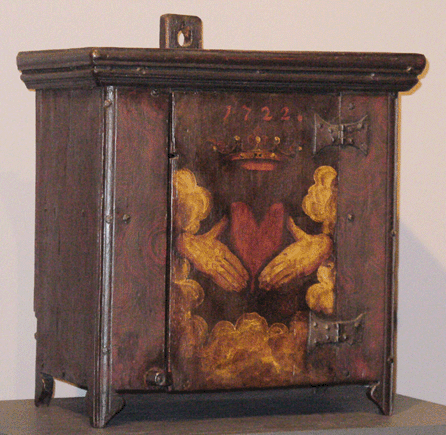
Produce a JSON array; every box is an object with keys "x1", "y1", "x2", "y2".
[
  {"x1": 307, "y1": 312, "x2": 365, "y2": 351},
  {"x1": 313, "y1": 113, "x2": 369, "y2": 155}
]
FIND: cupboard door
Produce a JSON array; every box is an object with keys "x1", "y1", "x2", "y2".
[{"x1": 169, "y1": 92, "x2": 394, "y2": 392}]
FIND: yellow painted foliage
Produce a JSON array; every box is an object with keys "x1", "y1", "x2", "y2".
[
  {"x1": 306, "y1": 261, "x2": 336, "y2": 315},
  {"x1": 302, "y1": 166, "x2": 337, "y2": 234},
  {"x1": 173, "y1": 168, "x2": 212, "y2": 234}
]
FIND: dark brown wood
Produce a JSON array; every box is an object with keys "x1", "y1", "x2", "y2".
[
  {"x1": 19, "y1": 16, "x2": 426, "y2": 427},
  {"x1": 89, "y1": 85, "x2": 119, "y2": 428},
  {"x1": 17, "y1": 48, "x2": 425, "y2": 92},
  {"x1": 160, "y1": 14, "x2": 203, "y2": 49},
  {"x1": 34, "y1": 88, "x2": 104, "y2": 393},
  {"x1": 111, "y1": 88, "x2": 170, "y2": 391},
  {"x1": 34, "y1": 372, "x2": 54, "y2": 406},
  {"x1": 334, "y1": 94, "x2": 396, "y2": 412}
]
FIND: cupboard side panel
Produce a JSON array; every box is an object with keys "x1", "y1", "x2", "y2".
[{"x1": 35, "y1": 88, "x2": 104, "y2": 388}]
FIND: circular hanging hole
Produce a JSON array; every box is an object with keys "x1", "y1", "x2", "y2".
[{"x1": 177, "y1": 26, "x2": 192, "y2": 47}]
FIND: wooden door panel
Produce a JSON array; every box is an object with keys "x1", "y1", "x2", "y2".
[{"x1": 169, "y1": 92, "x2": 347, "y2": 390}]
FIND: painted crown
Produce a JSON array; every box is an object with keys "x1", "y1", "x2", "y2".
[{"x1": 209, "y1": 134, "x2": 298, "y2": 161}]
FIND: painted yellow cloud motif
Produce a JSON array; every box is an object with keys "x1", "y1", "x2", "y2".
[
  {"x1": 199, "y1": 312, "x2": 308, "y2": 388},
  {"x1": 173, "y1": 168, "x2": 212, "y2": 234},
  {"x1": 172, "y1": 258, "x2": 309, "y2": 389},
  {"x1": 172, "y1": 259, "x2": 205, "y2": 314},
  {"x1": 302, "y1": 166, "x2": 337, "y2": 235},
  {"x1": 306, "y1": 261, "x2": 336, "y2": 315},
  {"x1": 171, "y1": 258, "x2": 208, "y2": 359}
]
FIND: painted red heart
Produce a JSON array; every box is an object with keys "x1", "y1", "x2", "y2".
[{"x1": 230, "y1": 202, "x2": 285, "y2": 283}]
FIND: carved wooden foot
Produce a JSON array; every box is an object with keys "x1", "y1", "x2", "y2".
[
  {"x1": 86, "y1": 388, "x2": 125, "y2": 428},
  {"x1": 35, "y1": 372, "x2": 54, "y2": 406},
  {"x1": 367, "y1": 381, "x2": 393, "y2": 415}
]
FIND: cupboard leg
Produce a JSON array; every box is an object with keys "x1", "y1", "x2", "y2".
[
  {"x1": 35, "y1": 372, "x2": 54, "y2": 406},
  {"x1": 367, "y1": 381, "x2": 393, "y2": 415},
  {"x1": 85, "y1": 388, "x2": 125, "y2": 428}
]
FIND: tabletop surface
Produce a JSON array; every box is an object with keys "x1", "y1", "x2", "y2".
[{"x1": 1, "y1": 386, "x2": 446, "y2": 434}]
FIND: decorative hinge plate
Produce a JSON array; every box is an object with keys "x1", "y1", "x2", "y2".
[
  {"x1": 313, "y1": 113, "x2": 369, "y2": 155},
  {"x1": 307, "y1": 312, "x2": 365, "y2": 351}
]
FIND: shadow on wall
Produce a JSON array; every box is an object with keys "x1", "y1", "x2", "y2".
[
  {"x1": 397, "y1": 221, "x2": 446, "y2": 406},
  {"x1": 0, "y1": 172, "x2": 35, "y2": 400},
  {"x1": 0, "y1": 171, "x2": 86, "y2": 399}
]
